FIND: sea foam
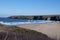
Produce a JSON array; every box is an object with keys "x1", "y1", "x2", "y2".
[{"x1": 0, "y1": 20, "x2": 53, "y2": 25}]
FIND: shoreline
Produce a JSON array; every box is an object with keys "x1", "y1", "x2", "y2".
[
  {"x1": 0, "y1": 21, "x2": 60, "y2": 39},
  {"x1": 18, "y1": 21, "x2": 60, "y2": 39}
]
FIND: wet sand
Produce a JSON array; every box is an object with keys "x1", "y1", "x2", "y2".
[{"x1": 18, "y1": 21, "x2": 60, "y2": 39}]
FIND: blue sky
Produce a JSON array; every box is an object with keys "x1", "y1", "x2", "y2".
[{"x1": 0, "y1": 0, "x2": 60, "y2": 17}]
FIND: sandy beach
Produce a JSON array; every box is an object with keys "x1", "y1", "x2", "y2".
[
  {"x1": 0, "y1": 23, "x2": 53, "y2": 40},
  {"x1": 18, "y1": 21, "x2": 60, "y2": 39}
]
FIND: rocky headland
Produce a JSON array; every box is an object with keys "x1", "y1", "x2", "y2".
[{"x1": 8, "y1": 15, "x2": 60, "y2": 21}]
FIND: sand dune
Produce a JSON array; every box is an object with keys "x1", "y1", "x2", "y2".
[
  {"x1": 0, "y1": 24, "x2": 53, "y2": 40},
  {"x1": 19, "y1": 21, "x2": 60, "y2": 39}
]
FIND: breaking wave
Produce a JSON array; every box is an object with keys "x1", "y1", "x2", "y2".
[{"x1": 0, "y1": 20, "x2": 53, "y2": 25}]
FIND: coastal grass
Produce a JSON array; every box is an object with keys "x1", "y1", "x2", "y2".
[{"x1": 0, "y1": 24, "x2": 54, "y2": 40}]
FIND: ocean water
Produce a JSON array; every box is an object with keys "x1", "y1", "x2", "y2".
[{"x1": 0, "y1": 17, "x2": 53, "y2": 25}]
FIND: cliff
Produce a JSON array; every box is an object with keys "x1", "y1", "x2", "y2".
[{"x1": 8, "y1": 15, "x2": 60, "y2": 21}]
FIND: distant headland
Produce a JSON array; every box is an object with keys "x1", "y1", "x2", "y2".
[{"x1": 8, "y1": 15, "x2": 60, "y2": 21}]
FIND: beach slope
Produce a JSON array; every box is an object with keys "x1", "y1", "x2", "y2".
[{"x1": 19, "y1": 21, "x2": 60, "y2": 39}]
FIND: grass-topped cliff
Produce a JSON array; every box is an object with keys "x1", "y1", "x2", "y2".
[{"x1": 0, "y1": 24, "x2": 54, "y2": 40}]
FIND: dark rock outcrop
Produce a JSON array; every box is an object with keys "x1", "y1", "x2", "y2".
[
  {"x1": 8, "y1": 15, "x2": 60, "y2": 21},
  {"x1": 8, "y1": 16, "x2": 34, "y2": 20},
  {"x1": 50, "y1": 16, "x2": 60, "y2": 21}
]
